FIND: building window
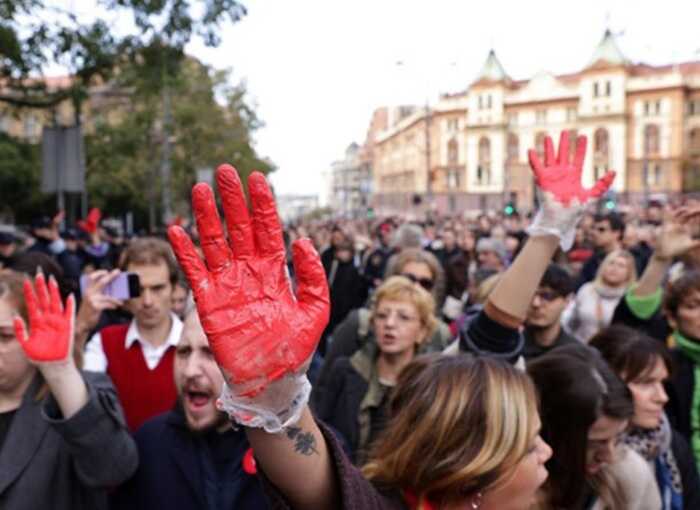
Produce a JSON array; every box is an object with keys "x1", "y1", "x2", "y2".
[
  {"x1": 690, "y1": 128, "x2": 700, "y2": 153},
  {"x1": 566, "y1": 107, "x2": 577, "y2": 121},
  {"x1": 689, "y1": 101, "x2": 696, "y2": 116},
  {"x1": 644, "y1": 124, "x2": 660, "y2": 155},
  {"x1": 487, "y1": 95, "x2": 492, "y2": 109},
  {"x1": 507, "y1": 112, "x2": 518, "y2": 125},
  {"x1": 447, "y1": 119, "x2": 458, "y2": 132},
  {"x1": 447, "y1": 138, "x2": 459, "y2": 165},
  {"x1": 477, "y1": 137, "x2": 491, "y2": 185},
  {"x1": 644, "y1": 102, "x2": 650, "y2": 116},
  {"x1": 447, "y1": 169, "x2": 460, "y2": 189},
  {"x1": 594, "y1": 128, "x2": 610, "y2": 176},
  {"x1": 605, "y1": 81, "x2": 611, "y2": 97},
  {"x1": 506, "y1": 133, "x2": 519, "y2": 164},
  {"x1": 568, "y1": 129, "x2": 579, "y2": 161},
  {"x1": 23, "y1": 115, "x2": 37, "y2": 139},
  {"x1": 478, "y1": 96, "x2": 483, "y2": 110},
  {"x1": 535, "y1": 132, "x2": 547, "y2": 161},
  {"x1": 593, "y1": 82, "x2": 599, "y2": 97},
  {"x1": 655, "y1": 100, "x2": 662, "y2": 115},
  {"x1": 536, "y1": 109, "x2": 547, "y2": 125}
]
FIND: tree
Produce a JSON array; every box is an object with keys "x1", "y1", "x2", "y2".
[
  {"x1": 1, "y1": 0, "x2": 246, "y2": 110},
  {"x1": 84, "y1": 56, "x2": 274, "y2": 232}
]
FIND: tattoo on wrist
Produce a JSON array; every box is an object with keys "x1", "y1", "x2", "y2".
[{"x1": 285, "y1": 426, "x2": 319, "y2": 456}]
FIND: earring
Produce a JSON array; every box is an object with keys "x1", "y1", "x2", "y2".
[{"x1": 471, "y1": 492, "x2": 483, "y2": 509}]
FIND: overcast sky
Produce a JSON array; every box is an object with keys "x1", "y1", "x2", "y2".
[{"x1": 52, "y1": 0, "x2": 700, "y2": 196}]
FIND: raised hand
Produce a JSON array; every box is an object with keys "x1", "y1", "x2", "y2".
[
  {"x1": 653, "y1": 206, "x2": 700, "y2": 261},
  {"x1": 13, "y1": 272, "x2": 75, "y2": 365},
  {"x1": 526, "y1": 131, "x2": 616, "y2": 251},
  {"x1": 168, "y1": 165, "x2": 329, "y2": 399},
  {"x1": 528, "y1": 131, "x2": 615, "y2": 206}
]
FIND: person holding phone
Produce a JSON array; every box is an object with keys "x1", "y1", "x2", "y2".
[{"x1": 83, "y1": 238, "x2": 184, "y2": 431}]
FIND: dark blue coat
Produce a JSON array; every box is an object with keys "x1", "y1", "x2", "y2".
[{"x1": 111, "y1": 406, "x2": 269, "y2": 510}]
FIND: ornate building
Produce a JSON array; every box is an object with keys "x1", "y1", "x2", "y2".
[{"x1": 371, "y1": 30, "x2": 700, "y2": 215}]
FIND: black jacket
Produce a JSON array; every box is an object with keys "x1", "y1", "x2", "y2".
[
  {"x1": 112, "y1": 406, "x2": 268, "y2": 510},
  {"x1": 671, "y1": 429, "x2": 700, "y2": 509}
]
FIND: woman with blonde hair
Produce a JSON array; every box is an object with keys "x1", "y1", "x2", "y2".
[
  {"x1": 312, "y1": 275, "x2": 437, "y2": 462},
  {"x1": 564, "y1": 248, "x2": 637, "y2": 342}
]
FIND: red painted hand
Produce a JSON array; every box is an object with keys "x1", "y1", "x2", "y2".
[
  {"x1": 527, "y1": 131, "x2": 615, "y2": 205},
  {"x1": 13, "y1": 273, "x2": 75, "y2": 364},
  {"x1": 78, "y1": 208, "x2": 101, "y2": 234},
  {"x1": 168, "y1": 165, "x2": 330, "y2": 397}
]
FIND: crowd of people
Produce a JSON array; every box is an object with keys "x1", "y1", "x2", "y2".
[{"x1": 1, "y1": 133, "x2": 700, "y2": 509}]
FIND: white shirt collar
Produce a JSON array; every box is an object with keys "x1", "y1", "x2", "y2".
[{"x1": 125, "y1": 312, "x2": 183, "y2": 350}]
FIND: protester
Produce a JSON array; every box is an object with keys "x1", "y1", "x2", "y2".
[
  {"x1": 591, "y1": 325, "x2": 700, "y2": 509},
  {"x1": 0, "y1": 230, "x2": 19, "y2": 269},
  {"x1": 564, "y1": 249, "x2": 637, "y2": 342},
  {"x1": 312, "y1": 275, "x2": 437, "y2": 463},
  {"x1": 475, "y1": 237, "x2": 508, "y2": 271},
  {"x1": 0, "y1": 271, "x2": 137, "y2": 509},
  {"x1": 166, "y1": 132, "x2": 613, "y2": 508},
  {"x1": 528, "y1": 344, "x2": 660, "y2": 509},
  {"x1": 171, "y1": 276, "x2": 191, "y2": 320},
  {"x1": 363, "y1": 221, "x2": 395, "y2": 290},
  {"x1": 83, "y1": 237, "x2": 183, "y2": 431},
  {"x1": 522, "y1": 264, "x2": 577, "y2": 361},
  {"x1": 112, "y1": 309, "x2": 268, "y2": 509}
]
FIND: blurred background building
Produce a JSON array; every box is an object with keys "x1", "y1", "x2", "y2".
[{"x1": 328, "y1": 30, "x2": 700, "y2": 216}]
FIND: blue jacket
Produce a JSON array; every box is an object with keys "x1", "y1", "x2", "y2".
[{"x1": 111, "y1": 406, "x2": 269, "y2": 510}]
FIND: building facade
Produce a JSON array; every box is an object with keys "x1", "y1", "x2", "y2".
[{"x1": 371, "y1": 31, "x2": 700, "y2": 215}]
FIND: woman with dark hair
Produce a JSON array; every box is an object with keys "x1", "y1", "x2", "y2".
[
  {"x1": 610, "y1": 208, "x2": 700, "y2": 468},
  {"x1": 591, "y1": 325, "x2": 700, "y2": 509},
  {"x1": 528, "y1": 344, "x2": 660, "y2": 509}
]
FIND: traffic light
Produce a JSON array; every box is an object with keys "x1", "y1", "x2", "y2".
[
  {"x1": 504, "y1": 202, "x2": 517, "y2": 216},
  {"x1": 602, "y1": 190, "x2": 616, "y2": 211}
]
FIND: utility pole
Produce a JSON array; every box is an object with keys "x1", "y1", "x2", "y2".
[{"x1": 160, "y1": 80, "x2": 173, "y2": 225}]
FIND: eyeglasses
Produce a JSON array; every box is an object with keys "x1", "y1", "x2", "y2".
[
  {"x1": 400, "y1": 273, "x2": 434, "y2": 291},
  {"x1": 374, "y1": 309, "x2": 419, "y2": 325},
  {"x1": 533, "y1": 290, "x2": 561, "y2": 302}
]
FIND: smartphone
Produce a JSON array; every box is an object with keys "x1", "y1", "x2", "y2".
[{"x1": 80, "y1": 272, "x2": 141, "y2": 300}]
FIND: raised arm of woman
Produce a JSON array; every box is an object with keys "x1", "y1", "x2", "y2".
[
  {"x1": 487, "y1": 131, "x2": 615, "y2": 324},
  {"x1": 168, "y1": 166, "x2": 340, "y2": 509}
]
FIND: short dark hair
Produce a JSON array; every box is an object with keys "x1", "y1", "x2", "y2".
[
  {"x1": 665, "y1": 270, "x2": 700, "y2": 320},
  {"x1": 594, "y1": 212, "x2": 625, "y2": 236},
  {"x1": 590, "y1": 325, "x2": 673, "y2": 382},
  {"x1": 119, "y1": 237, "x2": 178, "y2": 285},
  {"x1": 539, "y1": 264, "x2": 574, "y2": 297}
]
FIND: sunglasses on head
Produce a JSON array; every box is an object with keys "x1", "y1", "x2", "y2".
[{"x1": 401, "y1": 273, "x2": 434, "y2": 291}]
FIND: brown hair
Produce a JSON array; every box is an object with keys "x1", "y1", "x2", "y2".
[
  {"x1": 119, "y1": 237, "x2": 178, "y2": 284},
  {"x1": 385, "y1": 248, "x2": 446, "y2": 307},
  {"x1": 664, "y1": 269, "x2": 700, "y2": 320},
  {"x1": 590, "y1": 324, "x2": 674, "y2": 382},
  {"x1": 363, "y1": 355, "x2": 539, "y2": 506}
]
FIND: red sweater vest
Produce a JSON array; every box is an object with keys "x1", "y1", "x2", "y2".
[{"x1": 100, "y1": 324, "x2": 177, "y2": 432}]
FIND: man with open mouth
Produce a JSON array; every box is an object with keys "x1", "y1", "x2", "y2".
[{"x1": 112, "y1": 309, "x2": 269, "y2": 510}]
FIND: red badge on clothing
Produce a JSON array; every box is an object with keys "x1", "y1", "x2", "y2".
[{"x1": 243, "y1": 448, "x2": 257, "y2": 475}]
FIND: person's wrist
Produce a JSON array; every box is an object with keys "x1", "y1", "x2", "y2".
[{"x1": 38, "y1": 359, "x2": 79, "y2": 382}]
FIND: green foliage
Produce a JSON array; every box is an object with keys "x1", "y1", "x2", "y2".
[{"x1": 0, "y1": 133, "x2": 52, "y2": 224}]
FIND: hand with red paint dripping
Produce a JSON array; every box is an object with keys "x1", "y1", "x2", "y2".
[
  {"x1": 526, "y1": 131, "x2": 616, "y2": 250},
  {"x1": 14, "y1": 272, "x2": 76, "y2": 365},
  {"x1": 168, "y1": 165, "x2": 329, "y2": 432}
]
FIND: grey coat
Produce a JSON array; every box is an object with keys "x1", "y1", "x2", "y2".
[{"x1": 0, "y1": 371, "x2": 138, "y2": 510}]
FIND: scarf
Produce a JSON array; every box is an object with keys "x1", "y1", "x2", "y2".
[
  {"x1": 622, "y1": 413, "x2": 683, "y2": 510},
  {"x1": 673, "y1": 331, "x2": 700, "y2": 474}
]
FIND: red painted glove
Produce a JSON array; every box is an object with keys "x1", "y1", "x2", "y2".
[
  {"x1": 526, "y1": 131, "x2": 616, "y2": 250},
  {"x1": 13, "y1": 273, "x2": 75, "y2": 364},
  {"x1": 78, "y1": 208, "x2": 101, "y2": 234},
  {"x1": 168, "y1": 165, "x2": 329, "y2": 400}
]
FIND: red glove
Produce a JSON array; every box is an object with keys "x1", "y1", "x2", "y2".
[
  {"x1": 527, "y1": 131, "x2": 615, "y2": 206},
  {"x1": 78, "y1": 208, "x2": 101, "y2": 234},
  {"x1": 168, "y1": 165, "x2": 329, "y2": 397},
  {"x1": 13, "y1": 273, "x2": 75, "y2": 363}
]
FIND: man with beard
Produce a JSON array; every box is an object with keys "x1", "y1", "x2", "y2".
[
  {"x1": 522, "y1": 264, "x2": 578, "y2": 361},
  {"x1": 112, "y1": 310, "x2": 268, "y2": 510}
]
